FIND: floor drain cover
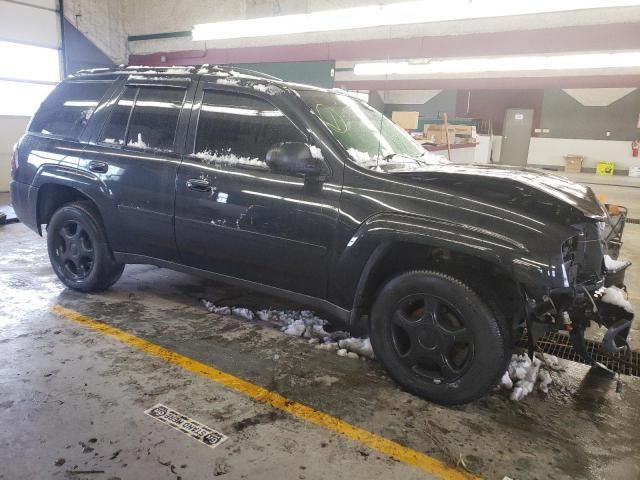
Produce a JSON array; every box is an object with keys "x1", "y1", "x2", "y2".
[{"x1": 518, "y1": 331, "x2": 640, "y2": 377}]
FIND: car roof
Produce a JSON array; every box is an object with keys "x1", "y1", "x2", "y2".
[{"x1": 69, "y1": 64, "x2": 332, "y2": 94}]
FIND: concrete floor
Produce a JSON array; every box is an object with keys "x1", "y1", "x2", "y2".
[{"x1": 1, "y1": 176, "x2": 640, "y2": 480}]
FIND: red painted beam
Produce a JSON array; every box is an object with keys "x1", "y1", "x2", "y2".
[{"x1": 129, "y1": 22, "x2": 640, "y2": 66}]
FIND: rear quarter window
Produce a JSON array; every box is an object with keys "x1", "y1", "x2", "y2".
[
  {"x1": 29, "y1": 81, "x2": 112, "y2": 140},
  {"x1": 97, "y1": 86, "x2": 186, "y2": 152}
]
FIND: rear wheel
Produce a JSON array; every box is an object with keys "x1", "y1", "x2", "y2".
[
  {"x1": 47, "y1": 201, "x2": 124, "y2": 292},
  {"x1": 370, "y1": 270, "x2": 510, "y2": 405}
]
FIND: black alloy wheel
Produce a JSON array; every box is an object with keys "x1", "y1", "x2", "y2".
[
  {"x1": 51, "y1": 219, "x2": 95, "y2": 281},
  {"x1": 390, "y1": 293, "x2": 474, "y2": 384},
  {"x1": 47, "y1": 201, "x2": 124, "y2": 292},
  {"x1": 370, "y1": 270, "x2": 510, "y2": 405}
]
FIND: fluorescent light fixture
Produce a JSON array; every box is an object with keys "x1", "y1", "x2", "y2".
[
  {"x1": 353, "y1": 52, "x2": 640, "y2": 76},
  {"x1": 193, "y1": 0, "x2": 640, "y2": 41},
  {"x1": 0, "y1": 41, "x2": 60, "y2": 83},
  {"x1": 0, "y1": 80, "x2": 55, "y2": 116}
]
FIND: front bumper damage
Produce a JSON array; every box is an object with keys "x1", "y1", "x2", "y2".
[
  {"x1": 525, "y1": 204, "x2": 634, "y2": 367},
  {"x1": 526, "y1": 280, "x2": 634, "y2": 366}
]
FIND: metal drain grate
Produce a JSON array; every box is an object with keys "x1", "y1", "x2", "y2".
[
  {"x1": 625, "y1": 218, "x2": 640, "y2": 224},
  {"x1": 518, "y1": 332, "x2": 640, "y2": 377}
]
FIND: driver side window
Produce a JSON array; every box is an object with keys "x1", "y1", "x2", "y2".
[{"x1": 194, "y1": 90, "x2": 306, "y2": 170}]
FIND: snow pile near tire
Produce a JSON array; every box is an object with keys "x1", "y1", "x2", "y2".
[
  {"x1": 201, "y1": 300, "x2": 375, "y2": 359},
  {"x1": 499, "y1": 353, "x2": 559, "y2": 400}
]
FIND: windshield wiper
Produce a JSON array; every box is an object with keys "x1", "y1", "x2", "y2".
[{"x1": 384, "y1": 153, "x2": 427, "y2": 164}]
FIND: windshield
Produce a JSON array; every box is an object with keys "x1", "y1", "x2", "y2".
[{"x1": 297, "y1": 89, "x2": 447, "y2": 171}]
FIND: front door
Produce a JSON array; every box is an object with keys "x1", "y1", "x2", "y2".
[
  {"x1": 499, "y1": 108, "x2": 534, "y2": 167},
  {"x1": 82, "y1": 77, "x2": 194, "y2": 261},
  {"x1": 175, "y1": 85, "x2": 339, "y2": 298}
]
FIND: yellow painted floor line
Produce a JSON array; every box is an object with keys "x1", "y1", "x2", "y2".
[{"x1": 51, "y1": 304, "x2": 478, "y2": 480}]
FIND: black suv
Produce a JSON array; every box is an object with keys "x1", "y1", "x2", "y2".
[{"x1": 10, "y1": 65, "x2": 633, "y2": 404}]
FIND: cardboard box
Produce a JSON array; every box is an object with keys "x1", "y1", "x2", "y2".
[
  {"x1": 452, "y1": 125, "x2": 474, "y2": 144},
  {"x1": 423, "y1": 124, "x2": 455, "y2": 145},
  {"x1": 391, "y1": 111, "x2": 419, "y2": 130},
  {"x1": 564, "y1": 154, "x2": 583, "y2": 173}
]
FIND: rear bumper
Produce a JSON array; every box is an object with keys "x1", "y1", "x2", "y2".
[{"x1": 10, "y1": 180, "x2": 39, "y2": 234}]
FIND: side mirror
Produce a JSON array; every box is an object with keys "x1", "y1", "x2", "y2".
[{"x1": 266, "y1": 142, "x2": 325, "y2": 177}]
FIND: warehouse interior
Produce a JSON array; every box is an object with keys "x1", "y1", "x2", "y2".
[{"x1": 1, "y1": 1, "x2": 640, "y2": 479}]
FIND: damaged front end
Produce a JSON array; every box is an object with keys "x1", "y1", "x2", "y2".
[{"x1": 525, "y1": 204, "x2": 634, "y2": 367}]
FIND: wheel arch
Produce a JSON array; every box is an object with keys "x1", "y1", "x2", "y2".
[
  {"x1": 345, "y1": 215, "x2": 526, "y2": 335},
  {"x1": 36, "y1": 183, "x2": 100, "y2": 235}
]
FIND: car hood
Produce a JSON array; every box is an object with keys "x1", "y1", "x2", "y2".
[{"x1": 389, "y1": 163, "x2": 607, "y2": 220}]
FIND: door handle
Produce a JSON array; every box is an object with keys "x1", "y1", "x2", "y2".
[
  {"x1": 186, "y1": 178, "x2": 213, "y2": 193},
  {"x1": 88, "y1": 161, "x2": 108, "y2": 173}
]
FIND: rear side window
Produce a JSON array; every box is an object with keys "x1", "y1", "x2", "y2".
[
  {"x1": 98, "y1": 88, "x2": 136, "y2": 145},
  {"x1": 98, "y1": 86, "x2": 186, "y2": 151},
  {"x1": 29, "y1": 82, "x2": 111, "y2": 139},
  {"x1": 194, "y1": 90, "x2": 305, "y2": 167}
]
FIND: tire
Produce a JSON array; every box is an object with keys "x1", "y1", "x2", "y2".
[
  {"x1": 47, "y1": 201, "x2": 124, "y2": 292},
  {"x1": 369, "y1": 270, "x2": 510, "y2": 405}
]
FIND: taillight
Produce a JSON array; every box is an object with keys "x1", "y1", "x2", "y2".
[{"x1": 10, "y1": 145, "x2": 18, "y2": 178}]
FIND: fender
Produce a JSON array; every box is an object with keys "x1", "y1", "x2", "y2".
[
  {"x1": 33, "y1": 166, "x2": 113, "y2": 242},
  {"x1": 327, "y1": 212, "x2": 561, "y2": 331}
]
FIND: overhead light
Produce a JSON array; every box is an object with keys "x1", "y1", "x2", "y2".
[
  {"x1": 193, "y1": 0, "x2": 640, "y2": 41},
  {"x1": 353, "y1": 52, "x2": 640, "y2": 76}
]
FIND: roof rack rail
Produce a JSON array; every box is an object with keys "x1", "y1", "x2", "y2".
[
  {"x1": 73, "y1": 65, "x2": 197, "y2": 75},
  {"x1": 222, "y1": 67, "x2": 282, "y2": 81},
  {"x1": 72, "y1": 65, "x2": 283, "y2": 82}
]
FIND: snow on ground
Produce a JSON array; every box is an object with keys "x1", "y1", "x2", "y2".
[
  {"x1": 202, "y1": 300, "x2": 564, "y2": 400},
  {"x1": 500, "y1": 353, "x2": 560, "y2": 401},
  {"x1": 201, "y1": 300, "x2": 375, "y2": 360}
]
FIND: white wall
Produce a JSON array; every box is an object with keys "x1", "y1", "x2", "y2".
[
  {"x1": 0, "y1": 0, "x2": 60, "y2": 192},
  {"x1": 527, "y1": 137, "x2": 637, "y2": 172},
  {"x1": 0, "y1": 117, "x2": 30, "y2": 192},
  {"x1": 63, "y1": 0, "x2": 127, "y2": 64}
]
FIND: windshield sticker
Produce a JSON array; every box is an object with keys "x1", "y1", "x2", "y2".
[
  {"x1": 314, "y1": 104, "x2": 348, "y2": 133},
  {"x1": 145, "y1": 404, "x2": 228, "y2": 449}
]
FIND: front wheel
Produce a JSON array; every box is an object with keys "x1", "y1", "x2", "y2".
[
  {"x1": 370, "y1": 270, "x2": 510, "y2": 405},
  {"x1": 47, "y1": 201, "x2": 124, "y2": 292}
]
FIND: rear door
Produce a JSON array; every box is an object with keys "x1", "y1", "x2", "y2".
[
  {"x1": 81, "y1": 76, "x2": 195, "y2": 261},
  {"x1": 175, "y1": 82, "x2": 339, "y2": 297}
]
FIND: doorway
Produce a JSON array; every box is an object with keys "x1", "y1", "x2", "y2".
[{"x1": 499, "y1": 108, "x2": 534, "y2": 166}]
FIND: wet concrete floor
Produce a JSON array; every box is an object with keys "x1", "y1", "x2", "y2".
[{"x1": 1, "y1": 182, "x2": 639, "y2": 480}]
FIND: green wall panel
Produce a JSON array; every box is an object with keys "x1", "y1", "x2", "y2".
[
  {"x1": 540, "y1": 89, "x2": 640, "y2": 141},
  {"x1": 227, "y1": 61, "x2": 335, "y2": 88}
]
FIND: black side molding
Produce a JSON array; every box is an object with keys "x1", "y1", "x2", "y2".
[{"x1": 114, "y1": 252, "x2": 352, "y2": 328}]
